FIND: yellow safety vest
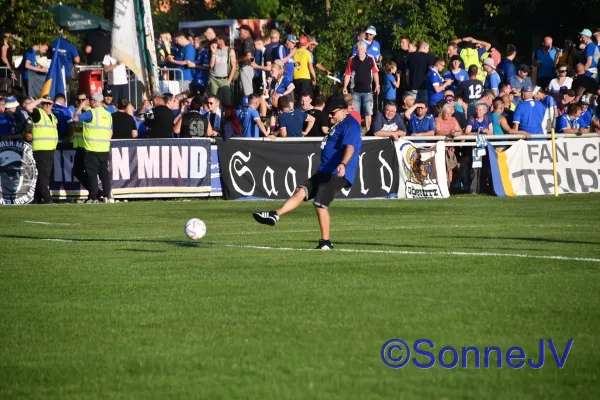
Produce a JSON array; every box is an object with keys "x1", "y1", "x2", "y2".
[
  {"x1": 31, "y1": 108, "x2": 58, "y2": 151},
  {"x1": 83, "y1": 107, "x2": 112, "y2": 152},
  {"x1": 73, "y1": 120, "x2": 84, "y2": 149},
  {"x1": 460, "y1": 48, "x2": 487, "y2": 82}
]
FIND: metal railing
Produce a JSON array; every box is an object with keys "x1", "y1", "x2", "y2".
[{"x1": 0, "y1": 66, "x2": 23, "y2": 89}]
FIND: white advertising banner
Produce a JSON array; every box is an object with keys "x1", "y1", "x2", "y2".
[
  {"x1": 395, "y1": 139, "x2": 449, "y2": 199},
  {"x1": 498, "y1": 138, "x2": 600, "y2": 196}
]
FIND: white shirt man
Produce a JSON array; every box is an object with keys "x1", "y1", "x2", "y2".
[{"x1": 102, "y1": 54, "x2": 128, "y2": 103}]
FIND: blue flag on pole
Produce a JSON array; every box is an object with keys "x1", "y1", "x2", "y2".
[{"x1": 41, "y1": 33, "x2": 65, "y2": 99}]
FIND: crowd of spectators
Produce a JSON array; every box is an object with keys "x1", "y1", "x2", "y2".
[{"x1": 3, "y1": 26, "x2": 600, "y2": 144}]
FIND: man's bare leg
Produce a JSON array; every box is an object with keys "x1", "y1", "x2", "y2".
[
  {"x1": 276, "y1": 188, "x2": 305, "y2": 216},
  {"x1": 315, "y1": 206, "x2": 330, "y2": 241}
]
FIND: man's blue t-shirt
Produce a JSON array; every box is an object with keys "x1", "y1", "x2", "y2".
[
  {"x1": 22, "y1": 48, "x2": 38, "y2": 80},
  {"x1": 277, "y1": 46, "x2": 295, "y2": 81},
  {"x1": 318, "y1": 115, "x2": 362, "y2": 185},
  {"x1": 579, "y1": 109, "x2": 593, "y2": 128},
  {"x1": 240, "y1": 107, "x2": 260, "y2": 137},
  {"x1": 193, "y1": 48, "x2": 209, "y2": 86},
  {"x1": 556, "y1": 114, "x2": 579, "y2": 132},
  {"x1": 535, "y1": 48, "x2": 558, "y2": 79},
  {"x1": 52, "y1": 103, "x2": 73, "y2": 140},
  {"x1": 443, "y1": 69, "x2": 468, "y2": 92},
  {"x1": 497, "y1": 59, "x2": 516, "y2": 82},
  {"x1": 383, "y1": 74, "x2": 396, "y2": 100},
  {"x1": 352, "y1": 39, "x2": 381, "y2": 60},
  {"x1": 408, "y1": 114, "x2": 435, "y2": 135},
  {"x1": 176, "y1": 43, "x2": 196, "y2": 81},
  {"x1": 584, "y1": 42, "x2": 599, "y2": 73},
  {"x1": 105, "y1": 105, "x2": 116, "y2": 114},
  {"x1": 513, "y1": 99, "x2": 545, "y2": 134},
  {"x1": 427, "y1": 68, "x2": 444, "y2": 106},
  {"x1": 279, "y1": 109, "x2": 307, "y2": 137},
  {"x1": 486, "y1": 71, "x2": 501, "y2": 94},
  {"x1": 370, "y1": 112, "x2": 406, "y2": 135},
  {"x1": 51, "y1": 39, "x2": 79, "y2": 77}
]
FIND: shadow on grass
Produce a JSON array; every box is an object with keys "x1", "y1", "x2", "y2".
[
  {"x1": 435, "y1": 235, "x2": 600, "y2": 246},
  {"x1": 120, "y1": 248, "x2": 168, "y2": 253}
]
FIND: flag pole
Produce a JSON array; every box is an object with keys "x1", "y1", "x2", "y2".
[{"x1": 550, "y1": 113, "x2": 559, "y2": 197}]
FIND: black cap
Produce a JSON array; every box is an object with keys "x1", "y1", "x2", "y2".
[
  {"x1": 237, "y1": 24, "x2": 252, "y2": 32},
  {"x1": 324, "y1": 95, "x2": 348, "y2": 113},
  {"x1": 103, "y1": 88, "x2": 112, "y2": 97}
]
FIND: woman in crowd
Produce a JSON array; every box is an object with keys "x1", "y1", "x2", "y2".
[
  {"x1": 435, "y1": 103, "x2": 462, "y2": 138},
  {"x1": 220, "y1": 105, "x2": 243, "y2": 140},
  {"x1": 465, "y1": 103, "x2": 492, "y2": 135},
  {"x1": 1, "y1": 32, "x2": 17, "y2": 79},
  {"x1": 548, "y1": 63, "x2": 573, "y2": 101}
]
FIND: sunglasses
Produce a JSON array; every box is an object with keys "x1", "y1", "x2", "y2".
[
  {"x1": 328, "y1": 108, "x2": 341, "y2": 116},
  {"x1": 76, "y1": 99, "x2": 86, "y2": 102},
  {"x1": 208, "y1": 102, "x2": 215, "y2": 105},
  {"x1": 559, "y1": 69, "x2": 567, "y2": 73}
]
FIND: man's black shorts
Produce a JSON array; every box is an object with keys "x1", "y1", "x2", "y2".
[{"x1": 298, "y1": 172, "x2": 350, "y2": 209}]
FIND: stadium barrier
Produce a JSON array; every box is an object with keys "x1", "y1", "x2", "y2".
[
  {"x1": 1, "y1": 135, "x2": 599, "y2": 204},
  {"x1": 0, "y1": 67, "x2": 23, "y2": 89}
]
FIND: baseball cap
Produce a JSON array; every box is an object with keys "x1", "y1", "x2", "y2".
[
  {"x1": 237, "y1": 24, "x2": 252, "y2": 32},
  {"x1": 532, "y1": 86, "x2": 541, "y2": 96},
  {"x1": 241, "y1": 96, "x2": 249, "y2": 107},
  {"x1": 483, "y1": 57, "x2": 495, "y2": 69},
  {"x1": 41, "y1": 95, "x2": 53, "y2": 103},
  {"x1": 0, "y1": 150, "x2": 21, "y2": 168},
  {"x1": 522, "y1": 85, "x2": 534, "y2": 92},
  {"x1": 450, "y1": 54, "x2": 462, "y2": 63},
  {"x1": 299, "y1": 36, "x2": 309, "y2": 47},
  {"x1": 4, "y1": 96, "x2": 18, "y2": 109},
  {"x1": 103, "y1": 88, "x2": 112, "y2": 97},
  {"x1": 580, "y1": 94, "x2": 591, "y2": 105},
  {"x1": 324, "y1": 96, "x2": 348, "y2": 113},
  {"x1": 365, "y1": 26, "x2": 377, "y2": 36},
  {"x1": 286, "y1": 34, "x2": 298, "y2": 43},
  {"x1": 579, "y1": 29, "x2": 593, "y2": 37},
  {"x1": 91, "y1": 93, "x2": 104, "y2": 102}
]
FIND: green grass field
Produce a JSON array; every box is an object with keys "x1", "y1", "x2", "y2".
[{"x1": 1, "y1": 194, "x2": 600, "y2": 399}]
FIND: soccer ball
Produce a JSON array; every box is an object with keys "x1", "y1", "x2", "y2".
[{"x1": 184, "y1": 218, "x2": 206, "y2": 240}]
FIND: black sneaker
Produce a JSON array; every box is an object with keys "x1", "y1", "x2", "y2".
[
  {"x1": 316, "y1": 239, "x2": 334, "y2": 250},
  {"x1": 253, "y1": 211, "x2": 279, "y2": 226}
]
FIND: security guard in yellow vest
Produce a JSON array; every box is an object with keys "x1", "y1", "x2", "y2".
[
  {"x1": 73, "y1": 93, "x2": 113, "y2": 203},
  {"x1": 25, "y1": 95, "x2": 58, "y2": 204},
  {"x1": 71, "y1": 92, "x2": 90, "y2": 194}
]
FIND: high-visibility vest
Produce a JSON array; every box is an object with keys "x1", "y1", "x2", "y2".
[
  {"x1": 31, "y1": 108, "x2": 58, "y2": 151},
  {"x1": 460, "y1": 48, "x2": 487, "y2": 82},
  {"x1": 83, "y1": 107, "x2": 112, "y2": 152},
  {"x1": 73, "y1": 120, "x2": 84, "y2": 149}
]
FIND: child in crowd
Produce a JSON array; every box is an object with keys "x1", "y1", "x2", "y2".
[{"x1": 383, "y1": 61, "x2": 400, "y2": 105}]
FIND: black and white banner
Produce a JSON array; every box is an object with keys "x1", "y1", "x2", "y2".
[
  {"x1": 0, "y1": 141, "x2": 37, "y2": 205},
  {"x1": 217, "y1": 138, "x2": 399, "y2": 200},
  {"x1": 51, "y1": 139, "x2": 213, "y2": 198},
  {"x1": 395, "y1": 139, "x2": 450, "y2": 199}
]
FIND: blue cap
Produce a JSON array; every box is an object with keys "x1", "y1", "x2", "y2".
[
  {"x1": 4, "y1": 96, "x2": 18, "y2": 109},
  {"x1": 522, "y1": 85, "x2": 534, "y2": 92},
  {"x1": 242, "y1": 96, "x2": 249, "y2": 107},
  {"x1": 285, "y1": 34, "x2": 298, "y2": 43}
]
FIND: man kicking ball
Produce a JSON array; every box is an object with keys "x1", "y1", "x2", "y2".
[{"x1": 253, "y1": 95, "x2": 362, "y2": 249}]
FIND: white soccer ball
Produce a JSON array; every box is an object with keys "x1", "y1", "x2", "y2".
[{"x1": 184, "y1": 218, "x2": 206, "y2": 240}]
